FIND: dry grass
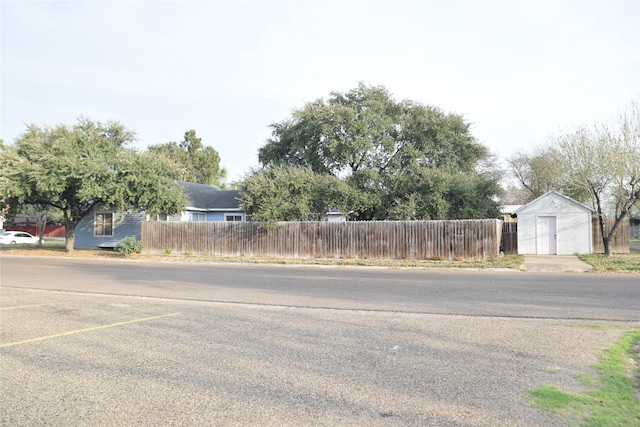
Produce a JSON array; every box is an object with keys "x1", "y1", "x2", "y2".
[
  {"x1": 579, "y1": 253, "x2": 640, "y2": 272},
  {"x1": 0, "y1": 240, "x2": 524, "y2": 270}
]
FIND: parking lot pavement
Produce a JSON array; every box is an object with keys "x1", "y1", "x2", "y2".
[{"x1": 1, "y1": 287, "x2": 636, "y2": 426}]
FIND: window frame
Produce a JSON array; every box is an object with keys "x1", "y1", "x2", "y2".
[
  {"x1": 158, "y1": 213, "x2": 168, "y2": 221},
  {"x1": 191, "y1": 212, "x2": 207, "y2": 222},
  {"x1": 94, "y1": 212, "x2": 114, "y2": 237},
  {"x1": 224, "y1": 213, "x2": 244, "y2": 222}
]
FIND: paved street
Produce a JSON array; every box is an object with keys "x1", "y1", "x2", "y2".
[
  {"x1": 1, "y1": 256, "x2": 638, "y2": 426},
  {"x1": 2, "y1": 256, "x2": 638, "y2": 321}
]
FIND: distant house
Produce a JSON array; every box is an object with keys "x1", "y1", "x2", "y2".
[
  {"x1": 511, "y1": 191, "x2": 594, "y2": 255},
  {"x1": 500, "y1": 205, "x2": 522, "y2": 223},
  {"x1": 166, "y1": 181, "x2": 245, "y2": 223},
  {"x1": 74, "y1": 181, "x2": 244, "y2": 249}
]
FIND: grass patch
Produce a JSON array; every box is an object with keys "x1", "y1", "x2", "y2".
[
  {"x1": 530, "y1": 384, "x2": 588, "y2": 411},
  {"x1": 145, "y1": 253, "x2": 524, "y2": 270},
  {"x1": 579, "y1": 253, "x2": 640, "y2": 272},
  {"x1": 529, "y1": 330, "x2": 640, "y2": 426},
  {"x1": 0, "y1": 239, "x2": 66, "y2": 252},
  {"x1": 0, "y1": 239, "x2": 124, "y2": 259},
  {"x1": 0, "y1": 241, "x2": 525, "y2": 269}
]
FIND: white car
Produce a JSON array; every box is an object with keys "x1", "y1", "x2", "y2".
[{"x1": 0, "y1": 231, "x2": 39, "y2": 245}]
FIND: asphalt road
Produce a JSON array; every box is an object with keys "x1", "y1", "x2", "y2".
[
  {"x1": 1, "y1": 256, "x2": 638, "y2": 321},
  {"x1": 1, "y1": 256, "x2": 639, "y2": 426}
]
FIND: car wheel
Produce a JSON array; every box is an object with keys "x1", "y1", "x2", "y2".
[{"x1": 10, "y1": 241, "x2": 17, "y2": 245}]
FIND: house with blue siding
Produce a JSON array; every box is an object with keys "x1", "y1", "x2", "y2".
[{"x1": 74, "y1": 181, "x2": 244, "y2": 249}]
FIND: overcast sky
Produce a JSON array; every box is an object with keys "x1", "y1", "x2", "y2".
[{"x1": 2, "y1": 1, "x2": 638, "y2": 183}]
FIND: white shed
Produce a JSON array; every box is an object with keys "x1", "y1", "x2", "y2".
[{"x1": 512, "y1": 191, "x2": 594, "y2": 255}]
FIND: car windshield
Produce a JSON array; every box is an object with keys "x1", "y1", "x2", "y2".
[{"x1": 0, "y1": 232, "x2": 11, "y2": 236}]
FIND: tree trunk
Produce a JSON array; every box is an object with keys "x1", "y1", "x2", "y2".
[
  {"x1": 593, "y1": 190, "x2": 611, "y2": 256},
  {"x1": 37, "y1": 217, "x2": 46, "y2": 247},
  {"x1": 602, "y1": 235, "x2": 610, "y2": 256},
  {"x1": 603, "y1": 211, "x2": 628, "y2": 257},
  {"x1": 65, "y1": 220, "x2": 75, "y2": 252}
]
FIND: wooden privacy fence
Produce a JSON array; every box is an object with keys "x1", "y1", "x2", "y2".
[
  {"x1": 500, "y1": 222, "x2": 518, "y2": 255},
  {"x1": 142, "y1": 219, "x2": 504, "y2": 261},
  {"x1": 592, "y1": 217, "x2": 630, "y2": 254}
]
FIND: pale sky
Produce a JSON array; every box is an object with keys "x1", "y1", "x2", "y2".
[{"x1": 2, "y1": 1, "x2": 639, "y2": 183}]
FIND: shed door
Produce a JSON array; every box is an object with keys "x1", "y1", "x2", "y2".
[{"x1": 536, "y1": 216, "x2": 557, "y2": 255}]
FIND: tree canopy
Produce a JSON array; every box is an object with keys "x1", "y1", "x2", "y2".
[
  {"x1": 241, "y1": 165, "x2": 359, "y2": 228},
  {"x1": 0, "y1": 117, "x2": 188, "y2": 251},
  {"x1": 244, "y1": 83, "x2": 501, "y2": 221},
  {"x1": 553, "y1": 101, "x2": 640, "y2": 254},
  {"x1": 148, "y1": 130, "x2": 227, "y2": 187},
  {"x1": 507, "y1": 146, "x2": 589, "y2": 203}
]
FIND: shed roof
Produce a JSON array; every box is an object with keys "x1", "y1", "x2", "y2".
[{"x1": 511, "y1": 190, "x2": 594, "y2": 217}]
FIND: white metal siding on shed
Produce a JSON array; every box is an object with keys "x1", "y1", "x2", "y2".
[{"x1": 514, "y1": 191, "x2": 593, "y2": 255}]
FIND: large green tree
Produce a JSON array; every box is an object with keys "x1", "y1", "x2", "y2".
[
  {"x1": 148, "y1": 130, "x2": 227, "y2": 187},
  {"x1": 0, "y1": 118, "x2": 188, "y2": 251},
  {"x1": 250, "y1": 83, "x2": 501, "y2": 221}
]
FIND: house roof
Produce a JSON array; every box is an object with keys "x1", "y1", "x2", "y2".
[
  {"x1": 511, "y1": 190, "x2": 593, "y2": 217},
  {"x1": 177, "y1": 181, "x2": 242, "y2": 211},
  {"x1": 501, "y1": 205, "x2": 523, "y2": 214}
]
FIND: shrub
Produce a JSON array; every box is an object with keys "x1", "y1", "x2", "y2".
[{"x1": 119, "y1": 236, "x2": 143, "y2": 257}]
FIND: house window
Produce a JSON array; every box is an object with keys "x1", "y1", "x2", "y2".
[
  {"x1": 149, "y1": 213, "x2": 168, "y2": 222},
  {"x1": 225, "y1": 214, "x2": 243, "y2": 222},
  {"x1": 95, "y1": 212, "x2": 113, "y2": 236},
  {"x1": 192, "y1": 212, "x2": 206, "y2": 222}
]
